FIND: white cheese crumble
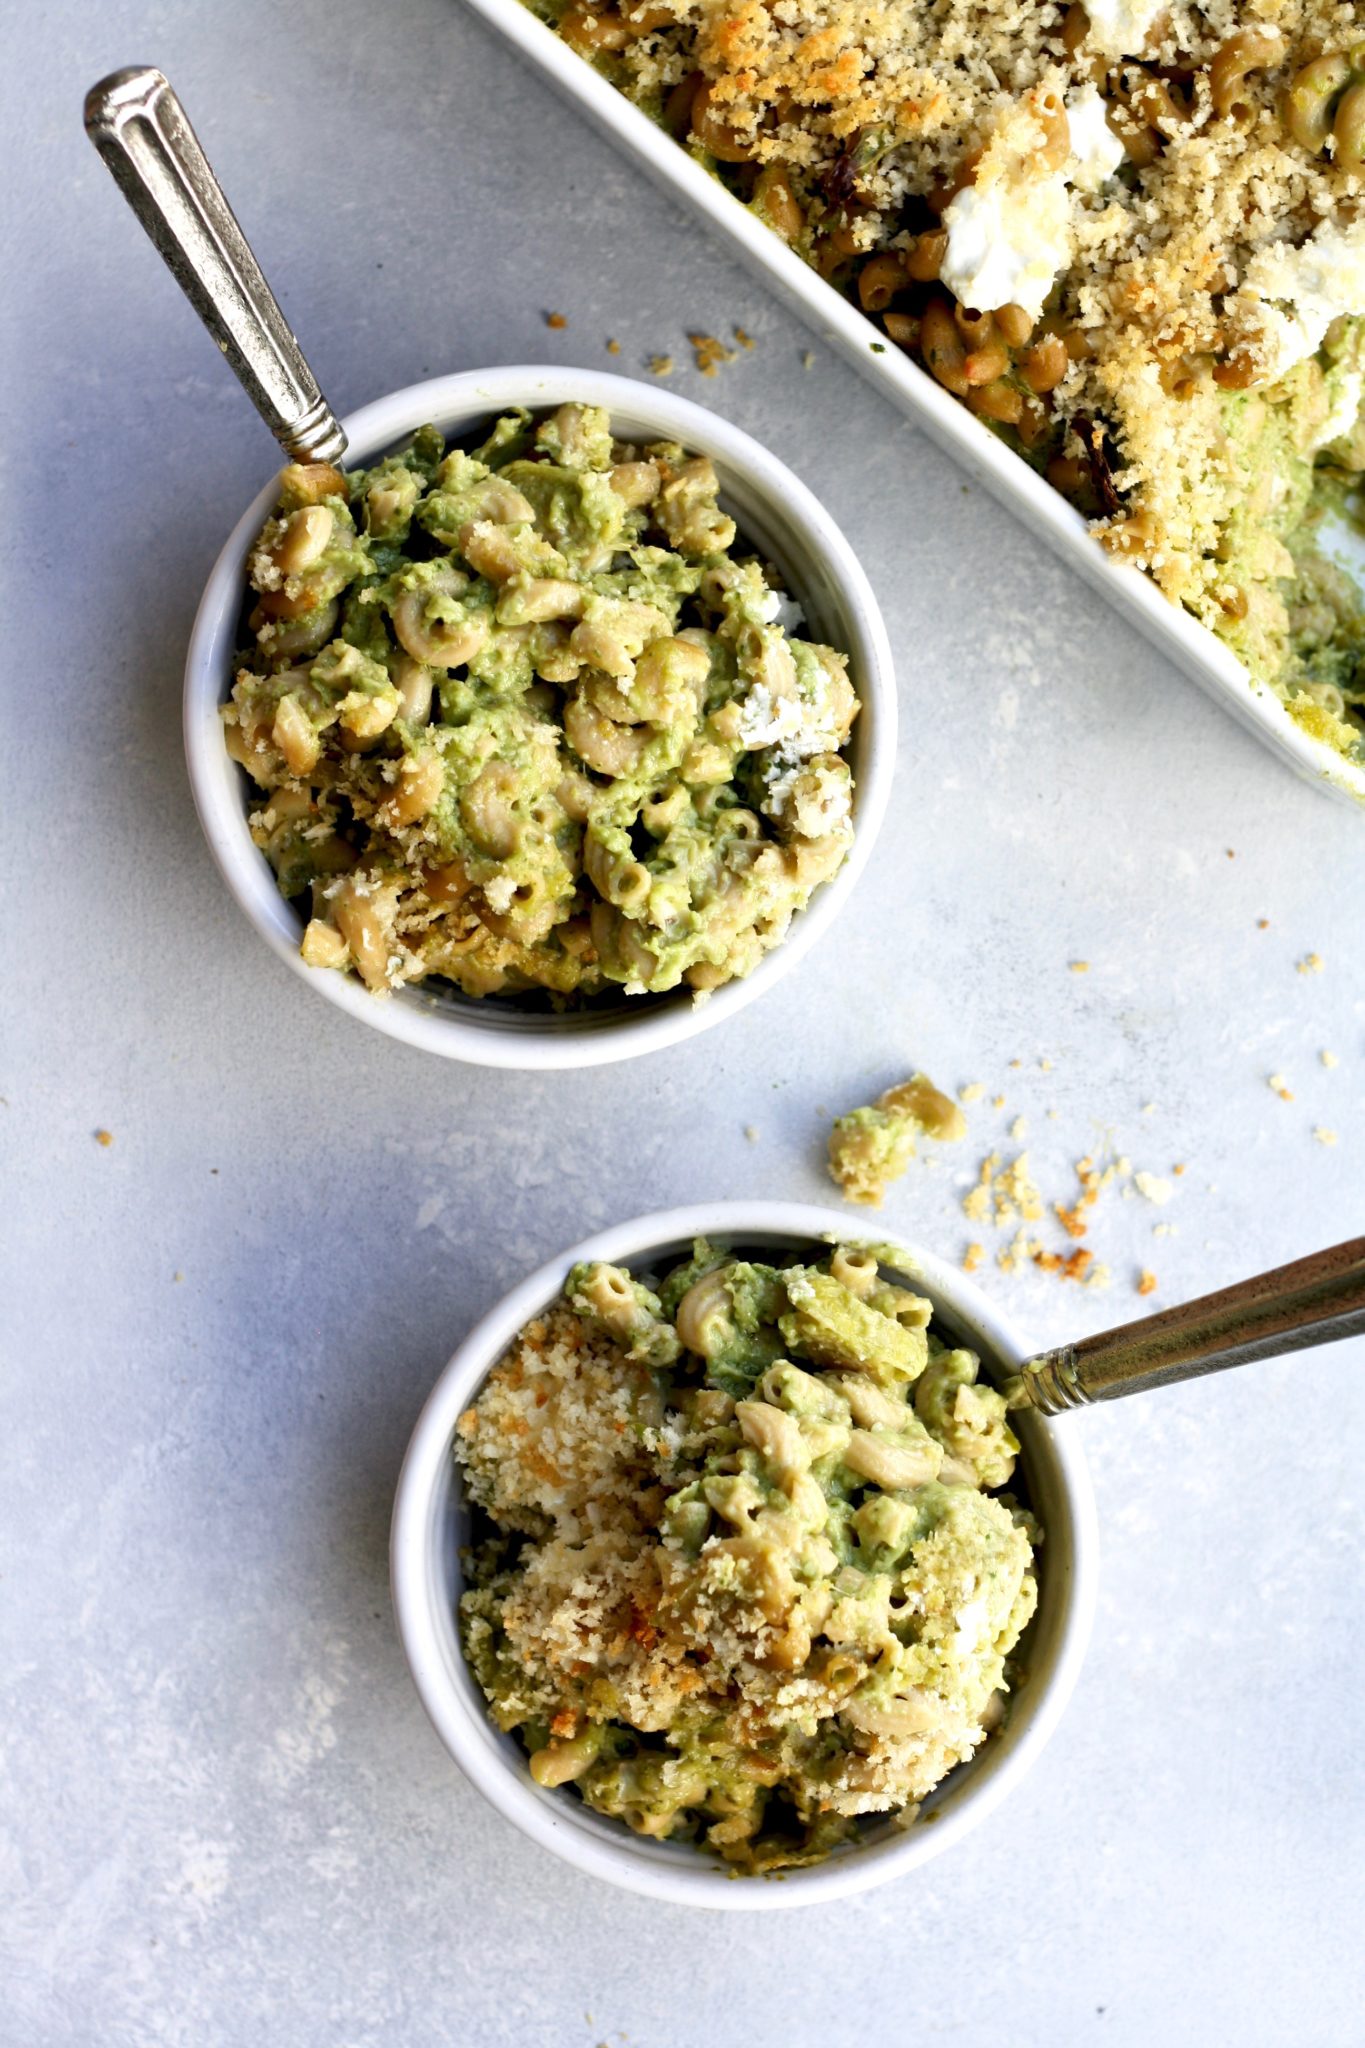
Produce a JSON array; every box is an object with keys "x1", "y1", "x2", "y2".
[
  {"x1": 1133, "y1": 1170, "x2": 1173, "y2": 1206},
  {"x1": 754, "y1": 586, "x2": 804, "y2": 632},
  {"x1": 951, "y1": 1595, "x2": 988, "y2": 1658},
  {"x1": 943, "y1": 89, "x2": 1123, "y2": 316},
  {"x1": 1066, "y1": 85, "x2": 1124, "y2": 195},
  {"x1": 1242, "y1": 220, "x2": 1365, "y2": 383},
  {"x1": 483, "y1": 873, "x2": 517, "y2": 914},
  {"x1": 1082, "y1": 0, "x2": 1166, "y2": 59},
  {"x1": 762, "y1": 754, "x2": 852, "y2": 836},
  {"x1": 734, "y1": 683, "x2": 811, "y2": 749},
  {"x1": 942, "y1": 170, "x2": 1071, "y2": 319},
  {"x1": 1316, "y1": 365, "x2": 1364, "y2": 451},
  {"x1": 734, "y1": 658, "x2": 837, "y2": 755}
]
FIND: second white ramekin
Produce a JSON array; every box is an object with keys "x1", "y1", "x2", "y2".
[{"x1": 390, "y1": 1202, "x2": 1098, "y2": 1909}]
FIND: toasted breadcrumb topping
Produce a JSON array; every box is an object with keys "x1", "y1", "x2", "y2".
[{"x1": 546, "y1": 0, "x2": 1365, "y2": 758}]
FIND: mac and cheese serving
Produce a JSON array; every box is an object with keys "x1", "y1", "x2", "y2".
[
  {"x1": 535, "y1": 1, "x2": 1365, "y2": 765},
  {"x1": 456, "y1": 1240, "x2": 1038, "y2": 1871},
  {"x1": 224, "y1": 405, "x2": 858, "y2": 1001}
]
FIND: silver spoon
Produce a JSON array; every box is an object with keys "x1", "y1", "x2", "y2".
[
  {"x1": 83, "y1": 66, "x2": 346, "y2": 465},
  {"x1": 1007, "y1": 1233, "x2": 1365, "y2": 1413}
]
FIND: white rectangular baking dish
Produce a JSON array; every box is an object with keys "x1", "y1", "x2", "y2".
[{"x1": 458, "y1": 0, "x2": 1365, "y2": 807}]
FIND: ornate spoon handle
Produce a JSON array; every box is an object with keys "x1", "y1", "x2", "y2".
[
  {"x1": 84, "y1": 66, "x2": 346, "y2": 464},
  {"x1": 1010, "y1": 1235, "x2": 1365, "y2": 1415}
]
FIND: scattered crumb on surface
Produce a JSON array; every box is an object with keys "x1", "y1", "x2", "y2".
[
  {"x1": 734, "y1": 325, "x2": 755, "y2": 349},
  {"x1": 1008, "y1": 1059, "x2": 1022, "y2": 1070},
  {"x1": 743, "y1": 1124, "x2": 760, "y2": 1143},
  {"x1": 1039, "y1": 1057, "x2": 1053, "y2": 1073},
  {"x1": 1134, "y1": 1170, "x2": 1174, "y2": 1206},
  {"x1": 1226, "y1": 849, "x2": 1235, "y2": 860},
  {"x1": 962, "y1": 1242, "x2": 985, "y2": 1273},
  {"x1": 1033, "y1": 1243, "x2": 1108, "y2": 1286},
  {"x1": 1140, "y1": 1102, "x2": 1156, "y2": 1115},
  {"x1": 801, "y1": 350, "x2": 815, "y2": 369},
  {"x1": 648, "y1": 354, "x2": 674, "y2": 376},
  {"x1": 1069, "y1": 960, "x2": 1089, "y2": 974},
  {"x1": 1153, "y1": 1222, "x2": 1178, "y2": 1238},
  {"x1": 1321, "y1": 1050, "x2": 1338, "y2": 1068},
  {"x1": 1268, "y1": 1073, "x2": 1294, "y2": 1101},
  {"x1": 544, "y1": 310, "x2": 567, "y2": 329},
  {"x1": 1257, "y1": 918, "x2": 1270, "y2": 930},
  {"x1": 1010, "y1": 1116, "x2": 1027, "y2": 1141},
  {"x1": 688, "y1": 331, "x2": 736, "y2": 376},
  {"x1": 172, "y1": 1270, "x2": 183, "y2": 1283},
  {"x1": 1172, "y1": 1163, "x2": 1186, "y2": 1176},
  {"x1": 1313, "y1": 1127, "x2": 1339, "y2": 1146},
  {"x1": 94, "y1": 1128, "x2": 113, "y2": 1148},
  {"x1": 606, "y1": 337, "x2": 621, "y2": 355},
  {"x1": 958, "y1": 1082, "x2": 985, "y2": 1103},
  {"x1": 1296, "y1": 952, "x2": 1324, "y2": 975},
  {"x1": 1137, "y1": 1269, "x2": 1158, "y2": 1296},
  {"x1": 964, "y1": 1152, "x2": 1044, "y2": 1229},
  {"x1": 991, "y1": 1094, "x2": 1006, "y2": 1110}
]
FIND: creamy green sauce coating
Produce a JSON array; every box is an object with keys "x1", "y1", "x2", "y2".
[
  {"x1": 456, "y1": 1240, "x2": 1036, "y2": 1873},
  {"x1": 1213, "y1": 317, "x2": 1365, "y2": 760},
  {"x1": 224, "y1": 405, "x2": 859, "y2": 1002},
  {"x1": 828, "y1": 1072, "x2": 967, "y2": 1207}
]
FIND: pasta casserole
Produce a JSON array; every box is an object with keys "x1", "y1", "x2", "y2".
[
  {"x1": 223, "y1": 403, "x2": 859, "y2": 1002},
  {"x1": 456, "y1": 1238, "x2": 1038, "y2": 1872},
  {"x1": 533, "y1": 0, "x2": 1365, "y2": 765}
]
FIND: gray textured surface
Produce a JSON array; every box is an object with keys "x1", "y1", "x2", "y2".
[{"x1": 4, "y1": 4, "x2": 1364, "y2": 2043}]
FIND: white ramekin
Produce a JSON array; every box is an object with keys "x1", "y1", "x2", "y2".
[
  {"x1": 184, "y1": 368, "x2": 896, "y2": 1068},
  {"x1": 390, "y1": 1202, "x2": 1098, "y2": 1910}
]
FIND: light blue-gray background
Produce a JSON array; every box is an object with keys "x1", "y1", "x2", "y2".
[{"x1": 4, "y1": 4, "x2": 1362, "y2": 2044}]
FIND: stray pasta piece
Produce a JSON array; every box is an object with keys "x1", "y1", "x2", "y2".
[
  {"x1": 457, "y1": 1240, "x2": 1037, "y2": 1872},
  {"x1": 828, "y1": 1072, "x2": 967, "y2": 1206}
]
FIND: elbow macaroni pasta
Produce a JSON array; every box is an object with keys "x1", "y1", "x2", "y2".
[
  {"x1": 224, "y1": 404, "x2": 859, "y2": 1003},
  {"x1": 456, "y1": 1240, "x2": 1037, "y2": 1872},
  {"x1": 534, "y1": 0, "x2": 1365, "y2": 768}
]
